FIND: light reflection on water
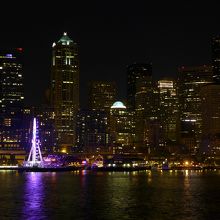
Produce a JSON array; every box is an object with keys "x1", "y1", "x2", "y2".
[
  {"x1": 22, "y1": 173, "x2": 46, "y2": 220},
  {"x1": 0, "y1": 170, "x2": 219, "y2": 220}
]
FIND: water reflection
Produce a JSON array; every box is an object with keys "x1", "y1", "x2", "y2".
[
  {"x1": 185, "y1": 169, "x2": 189, "y2": 177},
  {"x1": 22, "y1": 173, "x2": 45, "y2": 220},
  {"x1": 9, "y1": 170, "x2": 219, "y2": 220}
]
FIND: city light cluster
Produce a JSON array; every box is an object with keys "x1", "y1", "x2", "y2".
[{"x1": 0, "y1": 33, "x2": 220, "y2": 169}]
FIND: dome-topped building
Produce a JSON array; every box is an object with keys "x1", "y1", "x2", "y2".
[
  {"x1": 111, "y1": 101, "x2": 126, "y2": 109},
  {"x1": 110, "y1": 101, "x2": 135, "y2": 153}
]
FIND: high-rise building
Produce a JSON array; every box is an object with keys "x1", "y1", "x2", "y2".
[
  {"x1": 158, "y1": 79, "x2": 179, "y2": 143},
  {"x1": 201, "y1": 83, "x2": 220, "y2": 157},
  {"x1": 88, "y1": 81, "x2": 116, "y2": 111},
  {"x1": 211, "y1": 36, "x2": 220, "y2": 83},
  {"x1": 201, "y1": 84, "x2": 220, "y2": 136},
  {"x1": 135, "y1": 75, "x2": 156, "y2": 150},
  {"x1": 126, "y1": 63, "x2": 160, "y2": 152},
  {"x1": 76, "y1": 109, "x2": 109, "y2": 153},
  {"x1": 87, "y1": 81, "x2": 116, "y2": 153},
  {"x1": 50, "y1": 32, "x2": 79, "y2": 151},
  {"x1": 0, "y1": 48, "x2": 25, "y2": 150},
  {"x1": 177, "y1": 65, "x2": 213, "y2": 153},
  {"x1": 127, "y1": 63, "x2": 152, "y2": 110},
  {"x1": 110, "y1": 101, "x2": 135, "y2": 154}
]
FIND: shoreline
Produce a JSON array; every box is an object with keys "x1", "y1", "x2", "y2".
[{"x1": 0, "y1": 166, "x2": 219, "y2": 172}]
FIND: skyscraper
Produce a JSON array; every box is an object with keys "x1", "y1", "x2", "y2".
[
  {"x1": 211, "y1": 36, "x2": 220, "y2": 83},
  {"x1": 88, "y1": 81, "x2": 116, "y2": 111},
  {"x1": 201, "y1": 84, "x2": 220, "y2": 136},
  {"x1": 50, "y1": 32, "x2": 79, "y2": 151},
  {"x1": 158, "y1": 79, "x2": 179, "y2": 143},
  {"x1": 126, "y1": 63, "x2": 159, "y2": 152},
  {"x1": 76, "y1": 109, "x2": 109, "y2": 153},
  {"x1": 127, "y1": 63, "x2": 152, "y2": 110},
  {"x1": 134, "y1": 74, "x2": 155, "y2": 150},
  {"x1": 201, "y1": 83, "x2": 220, "y2": 157},
  {"x1": 177, "y1": 65, "x2": 213, "y2": 153},
  {"x1": 85, "y1": 81, "x2": 116, "y2": 153},
  {"x1": 0, "y1": 48, "x2": 25, "y2": 150}
]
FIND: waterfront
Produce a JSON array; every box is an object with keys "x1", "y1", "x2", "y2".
[{"x1": 0, "y1": 170, "x2": 219, "y2": 220}]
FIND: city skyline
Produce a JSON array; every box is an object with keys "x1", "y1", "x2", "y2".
[
  {"x1": 0, "y1": 3, "x2": 220, "y2": 220},
  {"x1": 1, "y1": 2, "x2": 220, "y2": 106}
]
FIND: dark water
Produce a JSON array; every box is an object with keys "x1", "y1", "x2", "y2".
[{"x1": 0, "y1": 170, "x2": 219, "y2": 220}]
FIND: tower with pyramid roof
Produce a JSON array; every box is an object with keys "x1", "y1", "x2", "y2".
[{"x1": 51, "y1": 32, "x2": 79, "y2": 151}]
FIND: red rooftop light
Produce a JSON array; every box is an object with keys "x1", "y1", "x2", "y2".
[{"x1": 16, "y1": 48, "x2": 23, "y2": 52}]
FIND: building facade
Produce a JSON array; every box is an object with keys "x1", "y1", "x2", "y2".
[
  {"x1": 177, "y1": 65, "x2": 213, "y2": 153},
  {"x1": 127, "y1": 63, "x2": 152, "y2": 110},
  {"x1": 0, "y1": 48, "x2": 25, "y2": 150},
  {"x1": 50, "y1": 32, "x2": 79, "y2": 151},
  {"x1": 88, "y1": 81, "x2": 116, "y2": 111},
  {"x1": 212, "y1": 36, "x2": 220, "y2": 83},
  {"x1": 201, "y1": 83, "x2": 220, "y2": 157},
  {"x1": 201, "y1": 84, "x2": 220, "y2": 136},
  {"x1": 76, "y1": 109, "x2": 109, "y2": 153},
  {"x1": 158, "y1": 79, "x2": 179, "y2": 143},
  {"x1": 31, "y1": 106, "x2": 57, "y2": 153},
  {"x1": 126, "y1": 63, "x2": 160, "y2": 152},
  {"x1": 110, "y1": 101, "x2": 135, "y2": 154}
]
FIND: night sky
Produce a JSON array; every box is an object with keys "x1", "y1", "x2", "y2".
[{"x1": 1, "y1": 1, "x2": 220, "y2": 107}]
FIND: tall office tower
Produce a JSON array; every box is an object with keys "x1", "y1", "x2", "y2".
[
  {"x1": 158, "y1": 79, "x2": 179, "y2": 144},
  {"x1": 177, "y1": 65, "x2": 213, "y2": 153},
  {"x1": 88, "y1": 81, "x2": 116, "y2": 111},
  {"x1": 0, "y1": 48, "x2": 25, "y2": 150},
  {"x1": 135, "y1": 74, "x2": 154, "y2": 150},
  {"x1": 76, "y1": 109, "x2": 109, "y2": 153},
  {"x1": 211, "y1": 36, "x2": 220, "y2": 83},
  {"x1": 142, "y1": 82, "x2": 162, "y2": 154},
  {"x1": 201, "y1": 83, "x2": 220, "y2": 156},
  {"x1": 127, "y1": 63, "x2": 159, "y2": 152},
  {"x1": 110, "y1": 101, "x2": 135, "y2": 154},
  {"x1": 50, "y1": 32, "x2": 79, "y2": 151},
  {"x1": 127, "y1": 63, "x2": 152, "y2": 110}
]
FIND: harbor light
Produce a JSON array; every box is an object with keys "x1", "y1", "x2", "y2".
[{"x1": 184, "y1": 161, "x2": 189, "y2": 166}]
